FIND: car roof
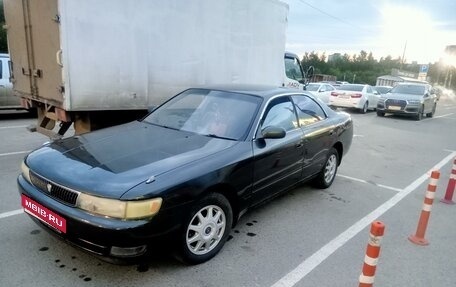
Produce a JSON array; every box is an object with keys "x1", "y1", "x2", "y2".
[
  {"x1": 189, "y1": 84, "x2": 302, "y2": 100},
  {"x1": 395, "y1": 82, "x2": 428, "y2": 87}
]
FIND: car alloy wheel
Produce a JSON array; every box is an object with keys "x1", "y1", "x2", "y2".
[
  {"x1": 324, "y1": 154, "x2": 337, "y2": 184},
  {"x1": 414, "y1": 105, "x2": 423, "y2": 121},
  {"x1": 177, "y1": 193, "x2": 232, "y2": 264},
  {"x1": 312, "y1": 147, "x2": 339, "y2": 189},
  {"x1": 186, "y1": 205, "x2": 226, "y2": 255},
  {"x1": 426, "y1": 104, "x2": 436, "y2": 118},
  {"x1": 361, "y1": 101, "x2": 368, "y2": 114}
]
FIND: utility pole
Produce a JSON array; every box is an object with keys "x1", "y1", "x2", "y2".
[{"x1": 400, "y1": 40, "x2": 407, "y2": 70}]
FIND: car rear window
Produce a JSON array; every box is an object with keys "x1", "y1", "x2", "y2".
[{"x1": 338, "y1": 84, "x2": 364, "y2": 91}]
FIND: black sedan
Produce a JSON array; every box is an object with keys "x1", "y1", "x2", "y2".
[{"x1": 19, "y1": 85, "x2": 353, "y2": 264}]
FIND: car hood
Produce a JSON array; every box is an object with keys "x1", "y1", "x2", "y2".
[
  {"x1": 382, "y1": 93, "x2": 423, "y2": 101},
  {"x1": 26, "y1": 121, "x2": 238, "y2": 199}
]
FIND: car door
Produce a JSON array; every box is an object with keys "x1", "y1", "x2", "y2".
[
  {"x1": 423, "y1": 85, "x2": 434, "y2": 113},
  {"x1": 291, "y1": 95, "x2": 333, "y2": 177},
  {"x1": 252, "y1": 96, "x2": 304, "y2": 203},
  {"x1": 366, "y1": 85, "x2": 378, "y2": 108}
]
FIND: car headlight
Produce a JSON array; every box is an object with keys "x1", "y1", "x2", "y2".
[
  {"x1": 407, "y1": 100, "x2": 421, "y2": 105},
  {"x1": 21, "y1": 161, "x2": 31, "y2": 183},
  {"x1": 76, "y1": 193, "x2": 162, "y2": 220}
]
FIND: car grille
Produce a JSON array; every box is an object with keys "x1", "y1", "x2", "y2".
[
  {"x1": 29, "y1": 171, "x2": 79, "y2": 206},
  {"x1": 385, "y1": 99, "x2": 407, "y2": 108}
]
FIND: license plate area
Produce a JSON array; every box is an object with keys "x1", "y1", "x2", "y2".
[
  {"x1": 21, "y1": 194, "x2": 67, "y2": 233},
  {"x1": 388, "y1": 105, "x2": 401, "y2": 111}
]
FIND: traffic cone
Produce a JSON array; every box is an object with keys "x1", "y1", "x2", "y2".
[
  {"x1": 440, "y1": 158, "x2": 456, "y2": 204},
  {"x1": 409, "y1": 170, "x2": 440, "y2": 245},
  {"x1": 359, "y1": 221, "x2": 385, "y2": 287}
]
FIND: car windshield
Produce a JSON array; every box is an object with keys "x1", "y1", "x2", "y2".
[
  {"x1": 305, "y1": 84, "x2": 320, "y2": 91},
  {"x1": 338, "y1": 84, "x2": 364, "y2": 91},
  {"x1": 143, "y1": 89, "x2": 262, "y2": 140},
  {"x1": 390, "y1": 85, "x2": 425, "y2": 95},
  {"x1": 375, "y1": 87, "x2": 391, "y2": 94}
]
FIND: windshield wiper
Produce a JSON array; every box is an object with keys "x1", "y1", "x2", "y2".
[{"x1": 204, "y1": 134, "x2": 236, "y2": 141}]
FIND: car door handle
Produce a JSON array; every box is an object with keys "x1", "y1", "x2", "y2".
[
  {"x1": 295, "y1": 142, "x2": 304, "y2": 148},
  {"x1": 329, "y1": 129, "x2": 335, "y2": 136}
]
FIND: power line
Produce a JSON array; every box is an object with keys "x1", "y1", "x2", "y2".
[{"x1": 296, "y1": 0, "x2": 373, "y2": 32}]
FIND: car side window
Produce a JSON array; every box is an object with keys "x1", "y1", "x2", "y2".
[
  {"x1": 326, "y1": 85, "x2": 335, "y2": 91},
  {"x1": 367, "y1": 86, "x2": 373, "y2": 93},
  {"x1": 291, "y1": 95, "x2": 327, "y2": 127},
  {"x1": 261, "y1": 97, "x2": 298, "y2": 132}
]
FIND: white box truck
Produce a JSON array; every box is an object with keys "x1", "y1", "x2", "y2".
[{"x1": 4, "y1": 0, "x2": 310, "y2": 137}]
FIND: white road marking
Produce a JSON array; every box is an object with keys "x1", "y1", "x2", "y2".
[
  {"x1": 0, "y1": 150, "x2": 31, "y2": 157},
  {"x1": 353, "y1": 134, "x2": 364, "y2": 138},
  {"x1": 433, "y1": 113, "x2": 454, "y2": 119},
  {"x1": 271, "y1": 151, "x2": 456, "y2": 287},
  {"x1": 0, "y1": 125, "x2": 28, "y2": 130},
  {"x1": 337, "y1": 174, "x2": 402, "y2": 192},
  {"x1": 0, "y1": 209, "x2": 23, "y2": 219}
]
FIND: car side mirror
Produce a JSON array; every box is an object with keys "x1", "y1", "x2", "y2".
[
  {"x1": 261, "y1": 126, "x2": 286, "y2": 139},
  {"x1": 374, "y1": 91, "x2": 379, "y2": 95}
]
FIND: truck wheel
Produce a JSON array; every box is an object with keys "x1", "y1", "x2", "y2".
[{"x1": 176, "y1": 193, "x2": 232, "y2": 265}]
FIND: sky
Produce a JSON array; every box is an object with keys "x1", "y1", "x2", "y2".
[{"x1": 283, "y1": 0, "x2": 456, "y2": 64}]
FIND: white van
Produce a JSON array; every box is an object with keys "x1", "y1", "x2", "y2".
[{"x1": 0, "y1": 53, "x2": 19, "y2": 109}]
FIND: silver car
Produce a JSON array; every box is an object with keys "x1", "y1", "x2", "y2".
[{"x1": 376, "y1": 83, "x2": 437, "y2": 120}]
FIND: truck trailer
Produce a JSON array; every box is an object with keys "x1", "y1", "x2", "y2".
[{"x1": 4, "y1": 0, "x2": 308, "y2": 137}]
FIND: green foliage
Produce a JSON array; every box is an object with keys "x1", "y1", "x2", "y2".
[
  {"x1": 301, "y1": 51, "x2": 413, "y2": 86},
  {"x1": 0, "y1": 0, "x2": 7, "y2": 53}
]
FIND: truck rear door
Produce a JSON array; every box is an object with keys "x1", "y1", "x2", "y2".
[{"x1": 4, "y1": 0, "x2": 63, "y2": 106}]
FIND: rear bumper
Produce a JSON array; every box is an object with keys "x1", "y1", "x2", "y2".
[{"x1": 329, "y1": 99, "x2": 363, "y2": 109}]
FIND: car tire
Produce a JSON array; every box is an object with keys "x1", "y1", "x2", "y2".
[
  {"x1": 414, "y1": 106, "x2": 423, "y2": 121},
  {"x1": 312, "y1": 147, "x2": 339, "y2": 189},
  {"x1": 360, "y1": 101, "x2": 368, "y2": 114},
  {"x1": 376, "y1": 111, "x2": 385, "y2": 117},
  {"x1": 426, "y1": 104, "x2": 436, "y2": 118},
  {"x1": 176, "y1": 193, "x2": 233, "y2": 265}
]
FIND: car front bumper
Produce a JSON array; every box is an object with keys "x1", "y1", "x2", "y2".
[
  {"x1": 17, "y1": 175, "x2": 186, "y2": 261},
  {"x1": 377, "y1": 102, "x2": 420, "y2": 115}
]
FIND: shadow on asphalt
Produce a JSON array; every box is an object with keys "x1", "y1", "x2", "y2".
[{"x1": 0, "y1": 110, "x2": 37, "y2": 120}]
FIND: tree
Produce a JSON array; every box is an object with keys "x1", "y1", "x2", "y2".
[{"x1": 0, "y1": 0, "x2": 7, "y2": 53}]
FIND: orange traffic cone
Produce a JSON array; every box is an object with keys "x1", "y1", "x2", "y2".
[
  {"x1": 409, "y1": 170, "x2": 440, "y2": 245},
  {"x1": 359, "y1": 221, "x2": 385, "y2": 287}
]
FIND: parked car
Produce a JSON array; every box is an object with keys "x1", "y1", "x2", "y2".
[
  {"x1": 19, "y1": 85, "x2": 353, "y2": 264},
  {"x1": 329, "y1": 84, "x2": 379, "y2": 113},
  {"x1": 376, "y1": 83, "x2": 438, "y2": 120},
  {"x1": 0, "y1": 54, "x2": 18, "y2": 109},
  {"x1": 304, "y1": 82, "x2": 336, "y2": 104},
  {"x1": 374, "y1": 85, "x2": 393, "y2": 95}
]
